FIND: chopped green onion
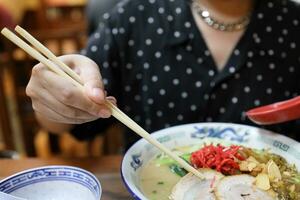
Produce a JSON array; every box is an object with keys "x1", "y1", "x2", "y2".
[{"x1": 169, "y1": 164, "x2": 188, "y2": 177}]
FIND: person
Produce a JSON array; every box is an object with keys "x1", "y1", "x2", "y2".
[
  {"x1": 86, "y1": 0, "x2": 120, "y2": 36},
  {"x1": 26, "y1": 0, "x2": 300, "y2": 151}
]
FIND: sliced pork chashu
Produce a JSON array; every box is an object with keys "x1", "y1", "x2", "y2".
[
  {"x1": 215, "y1": 174, "x2": 275, "y2": 200},
  {"x1": 170, "y1": 169, "x2": 224, "y2": 200}
]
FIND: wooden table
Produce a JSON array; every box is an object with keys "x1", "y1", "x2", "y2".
[{"x1": 0, "y1": 155, "x2": 131, "y2": 200}]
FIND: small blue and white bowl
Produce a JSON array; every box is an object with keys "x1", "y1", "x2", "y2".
[
  {"x1": 121, "y1": 122, "x2": 300, "y2": 200},
  {"x1": 0, "y1": 166, "x2": 101, "y2": 200}
]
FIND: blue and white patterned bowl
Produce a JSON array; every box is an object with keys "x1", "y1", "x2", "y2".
[
  {"x1": 121, "y1": 122, "x2": 300, "y2": 200},
  {"x1": 0, "y1": 166, "x2": 101, "y2": 200}
]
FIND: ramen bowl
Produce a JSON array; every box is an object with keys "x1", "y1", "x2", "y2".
[
  {"x1": 0, "y1": 166, "x2": 101, "y2": 200},
  {"x1": 121, "y1": 122, "x2": 300, "y2": 200}
]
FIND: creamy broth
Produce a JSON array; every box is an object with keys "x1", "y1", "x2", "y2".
[
  {"x1": 140, "y1": 157, "x2": 181, "y2": 200},
  {"x1": 139, "y1": 143, "x2": 300, "y2": 200}
]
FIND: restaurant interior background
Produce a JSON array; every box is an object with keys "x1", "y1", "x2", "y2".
[
  {"x1": 0, "y1": 0, "x2": 124, "y2": 158},
  {"x1": 1, "y1": 0, "x2": 300, "y2": 159}
]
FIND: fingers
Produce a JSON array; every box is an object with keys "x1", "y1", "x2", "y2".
[
  {"x1": 33, "y1": 101, "x2": 94, "y2": 124},
  {"x1": 31, "y1": 86, "x2": 99, "y2": 121},
  {"x1": 39, "y1": 68, "x2": 111, "y2": 117},
  {"x1": 81, "y1": 63, "x2": 106, "y2": 104},
  {"x1": 106, "y1": 96, "x2": 117, "y2": 106},
  {"x1": 60, "y1": 54, "x2": 107, "y2": 104}
]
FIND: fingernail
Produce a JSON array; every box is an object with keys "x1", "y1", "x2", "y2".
[
  {"x1": 92, "y1": 88, "x2": 103, "y2": 98},
  {"x1": 98, "y1": 109, "x2": 111, "y2": 118},
  {"x1": 107, "y1": 96, "x2": 117, "y2": 105}
]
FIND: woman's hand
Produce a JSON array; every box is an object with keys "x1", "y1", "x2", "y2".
[{"x1": 26, "y1": 54, "x2": 115, "y2": 125}]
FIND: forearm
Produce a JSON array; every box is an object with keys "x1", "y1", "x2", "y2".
[{"x1": 35, "y1": 112, "x2": 74, "y2": 134}]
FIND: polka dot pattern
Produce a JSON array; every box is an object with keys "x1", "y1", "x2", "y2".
[{"x1": 73, "y1": 0, "x2": 300, "y2": 149}]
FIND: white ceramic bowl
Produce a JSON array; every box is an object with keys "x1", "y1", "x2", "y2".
[
  {"x1": 0, "y1": 166, "x2": 101, "y2": 200},
  {"x1": 121, "y1": 122, "x2": 300, "y2": 200}
]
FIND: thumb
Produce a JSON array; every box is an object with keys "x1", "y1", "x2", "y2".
[
  {"x1": 77, "y1": 58, "x2": 106, "y2": 104},
  {"x1": 85, "y1": 80, "x2": 106, "y2": 104}
]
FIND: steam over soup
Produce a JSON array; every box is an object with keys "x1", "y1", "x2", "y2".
[{"x1": 139, "y1": 143, "x2": 300, "y2": 200}]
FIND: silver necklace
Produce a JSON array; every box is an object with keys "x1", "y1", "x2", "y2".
[{"x1": 192, "y1": 1, "x2": 251, "y2": 32}]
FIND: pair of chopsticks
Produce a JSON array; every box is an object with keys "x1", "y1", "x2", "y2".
[{"x1": 1, "y1": 26, "x2": 204, "y2": 179}]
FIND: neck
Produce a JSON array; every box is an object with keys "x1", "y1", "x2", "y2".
[{"x1": 196, "y1": 0, "x2": 254, "y2": 20}]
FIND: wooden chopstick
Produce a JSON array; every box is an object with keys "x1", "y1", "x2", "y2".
[
  {"x1": 15, "y1": 26, "x2": 83, "y2": 85},
  {"x1": 1, "y1": 28, "x2": 82, "y2": 88},
  {"x1": 1, "y1": 26, "x2": 204, "y2": 179}
]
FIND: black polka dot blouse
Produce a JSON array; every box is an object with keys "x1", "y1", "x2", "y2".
[{"x1": 71, "y1": 0, "x2": 300, "y2": 150}]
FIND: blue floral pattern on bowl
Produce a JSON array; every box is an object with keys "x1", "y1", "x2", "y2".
[
  {"x1": 191, "y1": 125, "x2": 249, "y2": 142},
  {"x1": 0, "y1": 166, "x2": 101, "y2": 200},
  {"x1": 130, "y1": 153, "x2": 143, "y2": 171}
]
